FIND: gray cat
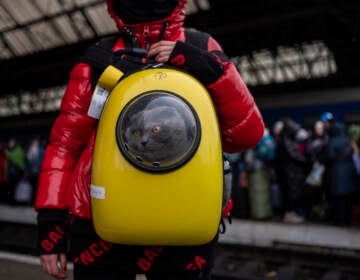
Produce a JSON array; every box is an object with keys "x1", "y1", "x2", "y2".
[
  {"x1": 124, "y1": 105, "x2": 191, "y2": 163},
  {"x1": 123, "y1": 104, "x2": 232, "y2": 210}
]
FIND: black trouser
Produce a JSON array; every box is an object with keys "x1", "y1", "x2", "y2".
[
  {"x1": 74, "y1": 265, "x2": 211, "y2": 280},
  {"x1": 329, "y1": 194, "x2": 353, "y2": 226},
  {"x1": 70, "y1": 218, "x2": 216, "y2": 280}
]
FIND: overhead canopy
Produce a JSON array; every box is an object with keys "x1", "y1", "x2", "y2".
[
  {"x1": 0, "y1": 0, "x2": 116, "y2": 59},
  {"x1": 0, "y1": 0, "x2": 211, "y2": 59},
  {"x1": 0, "y1": 0, "x2": 359, "y2": 95}
]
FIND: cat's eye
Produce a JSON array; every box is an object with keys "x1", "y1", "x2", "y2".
[
  {"x1": 152, "y1": 126, "x2": 161, "y2": 133},
  {"x1": 133, "y1": 130, "x2": 141, "y2": 137}
]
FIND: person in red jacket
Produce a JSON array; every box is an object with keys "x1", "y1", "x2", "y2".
[{"x1": 35, "y1": 1, "x2": 264, "y2": 279}]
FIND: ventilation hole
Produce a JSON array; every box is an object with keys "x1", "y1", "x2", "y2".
[{"x1": 135, "y1": 156, "x2": 143, "y2": 162}]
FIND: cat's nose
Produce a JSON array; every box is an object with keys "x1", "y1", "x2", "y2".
[{"x1": 141, "y1": 140, "x2": 148, "y2": 146}]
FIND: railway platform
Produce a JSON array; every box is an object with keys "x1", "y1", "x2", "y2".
[
  {"x1": 1, "y1": 205, "x2": 360, "y2": 279},
  {"x1": 1, "y1": 205, "x2": 359, "y2": 254}
]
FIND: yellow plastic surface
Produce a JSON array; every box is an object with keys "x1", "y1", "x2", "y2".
[
  {"x1": 98, "y1": 65, "x2": 124, "y2": 91},
  {"x1": 91, "y1": 68, "x2": 223, "y2": 245}
]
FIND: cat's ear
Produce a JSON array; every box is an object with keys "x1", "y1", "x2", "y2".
[
  {"x1": 157, "y1": 106, "x2": 177, "y2": 118},
  {"x1": 129, "y1": 111, "x2": 144, "y2": 123}
]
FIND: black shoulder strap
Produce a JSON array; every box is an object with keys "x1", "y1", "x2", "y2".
[
  {"x1": 79, "y1": 36, "x2": 116, "y2": 69},
  {"x1": 81, "y1": 31, "x2": 210, "y2": 87},
  {"x1": 79, "y1": 34, "x2": 132, "y2": 87},
  {"x1": 79, "y1": 34, "x2": 133, "y2": 69},
  {"x1": 184, "y1": 29, "x2": 210, "y2": 50}
]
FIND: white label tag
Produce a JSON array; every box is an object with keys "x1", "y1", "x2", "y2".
[
  {"x1": 87, "y1": 86, "x2": 109, "y2": 119},
  {"x1": 90, "y1": 184, "x2": 106, "y2": 199}
]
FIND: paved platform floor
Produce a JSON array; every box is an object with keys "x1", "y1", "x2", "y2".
[
  {"x1": 1, "y1": 205, "x2": 360, "y2": 279},
  {"x1": 219, "y1": 218, "x2": 360, "y2": 252},
  {"x1": 1, "y1": 204, "x2": 360, "y2": 253}
]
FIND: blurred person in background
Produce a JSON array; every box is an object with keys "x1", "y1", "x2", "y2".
[
  {"x1": 306, "y1": 120, "x2": 328, "y2": 160},
  {"x1": 304, "y1": 120, "x2": 328, "y2": 222},
  {"x1": 320, "y1": 113, "x2": 358, "y2": 226},
  {"x1": 347, "y1": 124, "x2": 360, "y2": 225},
  {"x1": 272, "y1": 120, "x2": 284, "y2": 143},
  {"x1": 6, "y1": 137, "x2": 26, "y2": 204},
  {"x1": 320, "y1": 112, "x2": 335, "y2": 132},
  {"x1": 274, "y1": 118, "x2": 310, "y2": 224},
  {"x1": 13, "y1": 172, "x2": 33, "y2": 206},
  {"x1": 270, "y1": 120, "x2": 285, "y2": 217},
  {"x1": 26, "y1": 136, "x2": 45, "y2": 204},
  {"x1": 348, "y1": 124, "x2": 360, "y2": 175},
  {"x1": 244, "y1": 127, "x2": 276, "y2": 220},
  {"x1": 0, "y1": 141, "x2": 7, "y2": 203}
]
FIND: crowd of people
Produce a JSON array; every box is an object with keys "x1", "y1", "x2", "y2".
[
  {"x1": 0, "y1": 112, "x2": 359, "y2": 229},
  {"x1": 1, "y1": 112, "x2": 359, "y2": 229},
  {"x1": 226, "y1": 112, "x2": 360, "y2": 227},
  {"x1": 0, "y1": 136, "x2": 45, "y2": 206},
  {"x1": 1, "y1": 111, "x2": 360, "y2": 229}
]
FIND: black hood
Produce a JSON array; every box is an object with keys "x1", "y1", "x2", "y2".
[
  {"x1": 328, "y1": 122, "x2": 346, "y2": 137},
  {"x1": 282, "y1": 118, "x2": 301, "y2": 139},
  {"x1": 113, "y1": 0, "x2": 179, "y2": 24}
]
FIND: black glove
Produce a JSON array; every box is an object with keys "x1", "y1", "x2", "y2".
[
  {"x1": 168, "y1": 41, "x2": 225, "y2": 85},
  {"x1": 37, "y1": 209, "x2": 70, "y2": 255}
]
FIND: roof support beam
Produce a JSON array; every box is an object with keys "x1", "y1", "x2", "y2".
[
  {"x1": 30, "y1": 0, "x2": 68, "y2": 43},
  {"x1": 0, "y1": 2, "x2": 38, "y2": 55}
]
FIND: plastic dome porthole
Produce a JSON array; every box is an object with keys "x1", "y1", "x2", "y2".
[{"x1": 116, "y1": 91, "x2": 201, "y2": 173}]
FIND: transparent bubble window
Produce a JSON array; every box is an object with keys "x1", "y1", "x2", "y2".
[{"x1": 116, "y1": 91, "x2": 201, "y2": 172}]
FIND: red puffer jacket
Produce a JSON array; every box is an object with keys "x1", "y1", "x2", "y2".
[{"x1": 35, "y1": 0, "x2": 264, "y2": 219}]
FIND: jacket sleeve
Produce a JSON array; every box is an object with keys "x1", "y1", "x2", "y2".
[
  {"x1": 206, "y1": 37, "x2": 264, "y2": 152},
  {"x1": 35, "y1": 63, "x2": 97, "y2": 210},
  {"x1": 169, "y1": 35, "x2": 264, "y2": 152}
]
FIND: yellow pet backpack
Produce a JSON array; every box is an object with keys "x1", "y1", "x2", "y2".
[{"x1": 85, "y1": 34, "x2": 223, "y2": 246}]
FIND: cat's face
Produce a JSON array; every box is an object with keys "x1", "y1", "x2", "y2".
[{"x1": 124, "y1": 106, "x2": 190, "y2": 162}]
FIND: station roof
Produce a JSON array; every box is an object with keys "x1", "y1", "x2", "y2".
[{"x1": 0, "y1": 0, "x2": 359, "y2": 95}]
